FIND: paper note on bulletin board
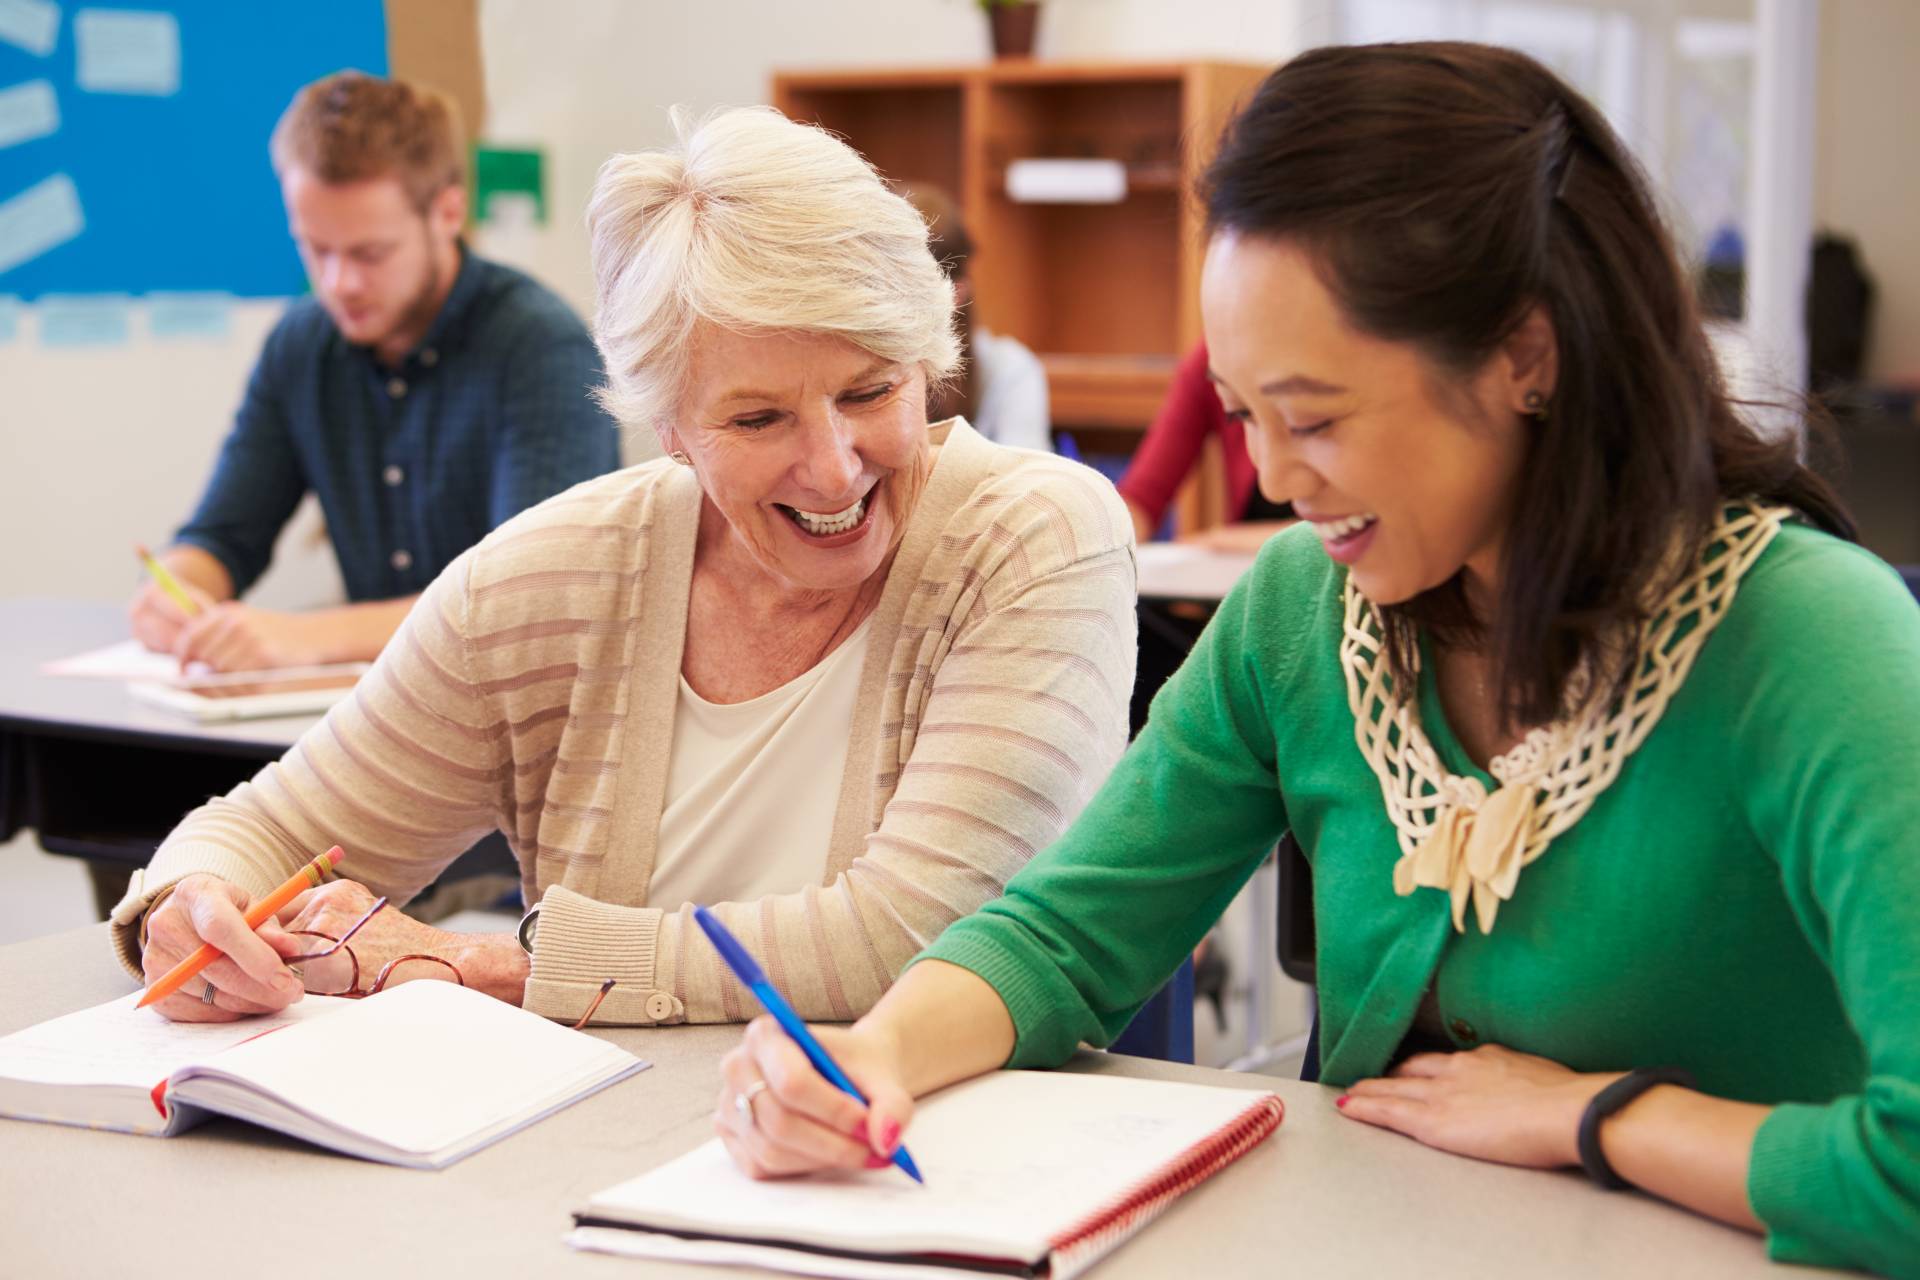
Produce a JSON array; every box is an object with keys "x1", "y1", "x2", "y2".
[{"x1": 0, "y1": 1, "x2": 388, "y2": 300}]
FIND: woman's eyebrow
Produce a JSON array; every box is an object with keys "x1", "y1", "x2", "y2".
[
  {"x1": 1206, "y1": 369, "x2": 1348, "y2": 396},
  {"x1": 718, "y1": 360, "x2": 901, "y2": 405}
]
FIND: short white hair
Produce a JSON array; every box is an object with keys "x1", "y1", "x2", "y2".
[{"x1": 587, "y1": 106, "x2": 962, "y2": 434}]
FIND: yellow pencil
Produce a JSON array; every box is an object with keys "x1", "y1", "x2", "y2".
[{"x1": 134, "y1": 543, "x2": 201, "y2": 617}]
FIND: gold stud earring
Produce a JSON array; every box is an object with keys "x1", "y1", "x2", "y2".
[{"x1": 1523, "y1": 390, "x2": 1549, "y2": 423}]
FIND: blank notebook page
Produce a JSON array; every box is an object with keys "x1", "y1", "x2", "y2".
[{"x1": 197, "y1": 980, "x2": 630, "y2": 1153}]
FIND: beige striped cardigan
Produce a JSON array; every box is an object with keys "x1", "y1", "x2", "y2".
[{"x1": 109, "y1": 420, "x2": 1137, "y2": 1025}]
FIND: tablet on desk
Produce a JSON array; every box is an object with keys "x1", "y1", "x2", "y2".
[{"x1": 126, "y1": 664, "x2": 368, "y2": 722}]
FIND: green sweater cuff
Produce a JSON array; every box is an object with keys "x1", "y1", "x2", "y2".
[
  {"x1": 1749, "y1": 1103, "x2": 1832, "y2": 1267},
  {"x1": 915, "y1": 914, "x2": 1101, "y2": 1068},
  {"x1": 1747, "y1": 1100, "x2": 1920, "y2": 1278}
]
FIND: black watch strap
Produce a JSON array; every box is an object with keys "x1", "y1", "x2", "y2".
[{"x1": 1578, "y1": 1066, "x2": 1696, "y2": 1190}]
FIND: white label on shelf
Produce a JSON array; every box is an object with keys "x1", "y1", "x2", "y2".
[{"x1": 1005, "y1": 158, "x2": 1128, "y2": 205}]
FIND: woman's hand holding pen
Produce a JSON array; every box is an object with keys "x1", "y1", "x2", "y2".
[
  {"x1": 140, "y1": 874, "x2": 305, "y2": 1022},
  {"x1": 717, "y1": 1018, "x2": 916, "y2": 1180}
]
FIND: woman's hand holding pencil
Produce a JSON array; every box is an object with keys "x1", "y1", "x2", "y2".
[
  {"x1": 137, "y1": 847, "x2": 343, "y2": 1022},
  {"x1": 128, "y1": 544, "x2": 216, "y2": 657}
]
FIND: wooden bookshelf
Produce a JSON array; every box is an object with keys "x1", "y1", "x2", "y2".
[{"x1": 773, "y1": 61, "x2": 1270, "y2": 529}]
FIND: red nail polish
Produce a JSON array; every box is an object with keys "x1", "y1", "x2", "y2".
[
  {"x1": 879, "y1": 1118, "x2": 901, "y2": 1154},
  {"x1": 1335, "y1": 1095, "x2": 1350, "y2": 1109},
  {"x1": 864, "y1": 1153, "x2": 890, "y2": 1169}
]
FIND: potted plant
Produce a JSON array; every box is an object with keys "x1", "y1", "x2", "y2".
[{"x1": 982, "y1": 0, "x2": 1040, "y2": 59}]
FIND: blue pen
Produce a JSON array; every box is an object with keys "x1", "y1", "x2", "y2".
[{"x1": 694, "y1": 904, "x2": 924, "y2": 1184}]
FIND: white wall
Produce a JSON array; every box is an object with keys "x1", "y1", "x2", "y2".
[{"x1": 0, "y1": 301, "x2": 343, "y2": 607}]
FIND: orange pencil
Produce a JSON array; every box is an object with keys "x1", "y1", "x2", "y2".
[{"x1": 136, "y1": 846, "x2": 344, "y2": 1009}]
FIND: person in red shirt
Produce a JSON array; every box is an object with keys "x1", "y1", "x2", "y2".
[{"x1": 1117, "y1": 341, "x2": 1295, "y2": 550}]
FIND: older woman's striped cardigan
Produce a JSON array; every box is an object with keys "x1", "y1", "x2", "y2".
[{"x1": 110, "y1": 419, "x2": 1137, "y2": 1026}]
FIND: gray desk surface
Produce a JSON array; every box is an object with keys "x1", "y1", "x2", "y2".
[
  {"x1": 0, "y1": 927, "x2": 1845, "y2": 1280},
  {"x1": 1135, "y1": 543, "x2": 1257, "y2": 603},
  {"x1": 0, "y1": 598, "x2": 318, "y2": 752}
]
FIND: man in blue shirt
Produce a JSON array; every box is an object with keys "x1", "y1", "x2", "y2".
[{"x1": 129, "y1": 71, "x2": 619, "y2": 671}]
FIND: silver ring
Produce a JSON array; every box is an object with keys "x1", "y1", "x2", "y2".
[
  {"x1": 201, "y1": 980, "x2": 218, "y2": 1006},
  {"x1": 734, "y1": 1079, "x2": 770, "y2": 1129}
]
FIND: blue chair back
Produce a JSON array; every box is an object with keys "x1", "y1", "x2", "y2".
[{"x1": 1108, "y1": 956, "x2": 1196, "y2": 1063}]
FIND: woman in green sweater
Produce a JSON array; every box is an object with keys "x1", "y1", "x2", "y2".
[{"x1": 712, "y1": 43, "x2": 1920, "y2": 1276}]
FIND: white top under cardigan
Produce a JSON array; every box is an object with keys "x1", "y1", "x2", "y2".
[{"x1": 650, "y1": 621, "x2": 873, "y2": 911}]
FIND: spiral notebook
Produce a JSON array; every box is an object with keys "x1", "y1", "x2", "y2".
[{"x1": 568, "y1": 1069, "x2": 1284, "y2": 1279}]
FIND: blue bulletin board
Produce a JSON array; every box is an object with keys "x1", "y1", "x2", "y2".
[{"x1": 0, "y1": 1, "x2": 388, "y2": 299}]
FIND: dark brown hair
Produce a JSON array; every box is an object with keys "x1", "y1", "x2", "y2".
[
  {"x1": 271, "y1": 70, "x2": 465, "y2": 213},
  {"x1": 1201, "y1": 42, "x2": 1854, "y2": 726}
]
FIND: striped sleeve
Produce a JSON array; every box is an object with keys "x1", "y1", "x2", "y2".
[
  {"x1": 108, "y1": 554, "x2": 507, "y2": 974},
  {"x1": 526, "y1": 465, "x2": 1138, "y2": 1024}
]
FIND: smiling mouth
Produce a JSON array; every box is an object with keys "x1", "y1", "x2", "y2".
[
  {"x1": 777, "y1": 481, "x2": 878, "y2": 537},
  {"x1": 1309, "y1": 513, "x2": 1378, "y2": 545}
]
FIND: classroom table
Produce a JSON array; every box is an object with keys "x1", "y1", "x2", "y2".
[
  {"x1": 0, "y1": 599, "x2": 316, "y2": 895},
  {"x1": 0, "y1": 598, "x2": 511, "y2": 915},
  {"x1": 0, "y1": 924, "x2": 1855, "y2": 1280}
]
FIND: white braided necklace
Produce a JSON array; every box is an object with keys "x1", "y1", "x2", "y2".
[{"x1": 1340, "y1": 500, "x2": 1789, "y2": 934}]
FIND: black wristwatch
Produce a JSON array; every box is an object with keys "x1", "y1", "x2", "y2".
[{"x1": 1577, "y1": 1066, "x2": 1696, "y2": 1190}]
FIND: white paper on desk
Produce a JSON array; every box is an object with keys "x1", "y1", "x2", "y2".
[
  {"x1": 0, "y1": 0, "x2": 59, "y2": 56},
  {"x1": 1134, "y1": 542, "x2": 1213, "y2": 569},
  {"x1": 0, "y1": 78, "x2": 59, "y2": 149},
  {"x1": 568, "y1": 1227, "x2": 975, "y2": 1280},
  {"x1": 43, "y1": 638, "x2": 187, "y2": 682},
  {"x1": 0, "y1": 171, "x2": 84, "y2": 276},
  {"x1": 75, "y1": 8, "x2": 180, "y2": 96}
]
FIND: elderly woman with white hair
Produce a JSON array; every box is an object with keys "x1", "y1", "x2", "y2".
[{"x1": 114, "y1": 106, "x2": 1136, "y2": 1028}]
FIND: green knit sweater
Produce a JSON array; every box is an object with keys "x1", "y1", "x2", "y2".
[{"x1": 922, "y1": 520, "x2": 1920, "y2": 1278}]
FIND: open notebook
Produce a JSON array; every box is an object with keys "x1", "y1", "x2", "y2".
[
  {"x1": 569, "y1": 1070, "x2": 1284, "y2": 1279},
  {"x1": 0, "y1": 981, "x2": 645, "y2": 1168}
]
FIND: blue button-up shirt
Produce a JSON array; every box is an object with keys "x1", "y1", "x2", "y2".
[{"x1": 176, "y1": 248, "x2": 620, "y2": 602}]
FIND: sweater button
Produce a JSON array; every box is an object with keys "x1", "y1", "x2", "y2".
[
  {"x1": 1449, "y1": 1017, "x2": 1479, "y2": 1045},
  {"x1": 645, "y1": 992, "x2": 674, "y2": 1021}
]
